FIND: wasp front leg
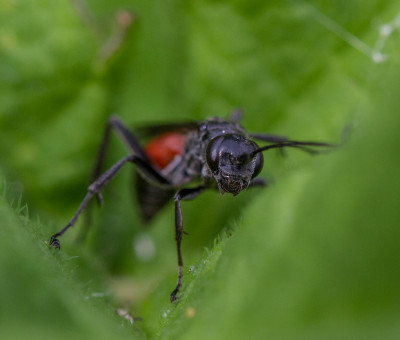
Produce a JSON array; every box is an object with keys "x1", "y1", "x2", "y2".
[
  {"x1": 48, "y1": 117, "x2": 171, "y2": 249},
  {"x1": 49, "y1": 154, "x2": 137, "y2": 248},
  {"x1": 171, "y1": 186, "x2": 205, "y2": 302},
  {"x1": 49, "y1": 153, "x2": 170, "y2": 248}
]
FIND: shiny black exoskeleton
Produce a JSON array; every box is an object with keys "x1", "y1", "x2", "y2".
[
  {"x1": 205, "y1": 132, "x2": 263, "y2": 195},
  {"x1": 48, "y1": 110, "x2": 332, "y2": 302}
]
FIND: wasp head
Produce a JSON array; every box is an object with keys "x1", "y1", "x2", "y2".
[{"x1": 206, "y1": 134, "x2": 263, "y2": 195}]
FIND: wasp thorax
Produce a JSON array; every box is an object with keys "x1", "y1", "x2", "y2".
[{"x1": 206, "y1": 134, "x2": 264, "y2": 195}]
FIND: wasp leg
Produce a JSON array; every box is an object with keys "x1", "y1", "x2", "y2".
[
  {"x1": 78, "y1": 115, "x2": 155, "y2": 242},
  {"x1": 170, "y1": 186, "x2": 205, "y2": 303},
  {"x1": 91, "y1": 115, "x2": 149, "y2": 184},
  {"x1": 49, "y1": 153, "x2": 170, "y2": 249},
  {"x1": 50, "y1": 155, "x2": 134, "y2": 248}
]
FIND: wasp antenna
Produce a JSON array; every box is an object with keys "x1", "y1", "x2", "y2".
[
  {"x1": 252, "y1": 141, "x2": 335, "y2": 157},
  {"x1": 252, "y1": 144, "x2": 282, "y2": 156}
]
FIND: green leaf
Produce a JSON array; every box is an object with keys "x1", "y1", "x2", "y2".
[
  {"x1": 1, "y1": 0, "x2": 400, "y2": 338},
  {"x1": 0, "y1": 189, "x2": 136, "y2": 339}
]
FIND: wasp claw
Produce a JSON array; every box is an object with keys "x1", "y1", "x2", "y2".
[
  {"x1": 170, "y1": 289, "x2": 179, "y2": 303},
  {"x1": 49, "y1": 236, "x2": 61, "y2": 250}
]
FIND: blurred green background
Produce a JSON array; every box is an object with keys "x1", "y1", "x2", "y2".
[{"x1": 1, "y1": 0, "x2": 400, "y2": 339}]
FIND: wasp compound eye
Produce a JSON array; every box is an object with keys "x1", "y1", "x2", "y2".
[
  {"x1": 206, "y1": 135, "x2": 225, "y2": 172},
  {"x1": 206, "y1": 134, "x2": 261, "y2": 173},
  {"x1": 252, "y1": 152, "x2": 263, "y2": 178}
]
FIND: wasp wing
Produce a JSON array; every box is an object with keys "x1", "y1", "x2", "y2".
[
  {"x1": 134, "y1": 171, "x2": 175, "y2": 223},
  {"x1": 134, "y1": 121, "x2": 199, "y2": 141},
  {"x1": 133, "y1": 121, "x2": 199, "y2": 223}
]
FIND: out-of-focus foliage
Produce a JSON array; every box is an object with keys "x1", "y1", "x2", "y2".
[
  {"x1": 1, "y1": 0, "x2": 400, "y2": 339},
  {"x1": 0, "y1": 194, "x2": 136, "y2": 339}
]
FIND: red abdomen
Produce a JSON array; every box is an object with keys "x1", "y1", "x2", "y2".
[{"x1": 145, "y1": 132, "x2": 186, "y2": 169}]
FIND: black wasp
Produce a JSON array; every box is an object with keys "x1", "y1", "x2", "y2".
[{"x1": 49, "y1": 110, "x2": 332, "y2": 302}]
